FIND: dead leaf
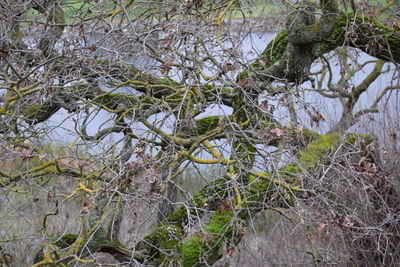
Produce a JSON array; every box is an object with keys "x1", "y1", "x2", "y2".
[
  {"x1": 163, "y1": 34, "x2": 174, "y2": 50},
  {"x1": 47, "y1": 191, "x2": 53, "y2": 204},
  {"x1": 239, "y1": 77, "x2": 253, "y2": 88},
  {"x1": 80, "y1": 206, "x2": 90, "y2": 216},
  {"x1": 260, "y1": 100, "x2": 269, "y2": 111},
  {"x1": 21, "y1": 148, "x2": 33, "y2": 161},
  {"x1": 343, "y1": 217, "x2": 354, "y2": 227},
  {"x1": 365, "y1": 142, "x2": 375, "y2": 153},
  {"x1": 316, "y1": 223, "x2": 327, "y2": 235},
  {"x1": 310, "y1": 112, "x2": 325, "y2": 127},
  {"x1": 199, "y1": 232, "x2": 213, "y2": 244},
  {"x1": 237, "y1": 226, "x2": 246, "y2": 238},
  {"x1": 160, "y1": 59, "x2": 173, "y2": 74},
  {"x1": 294, "y1": 127, "x2": 303, "y2": 139},
  {"x1": 388, "y1": 132, "x2": 397, "y2": 143},
  {"x1": 89, "y1": 44, "x2": 97, "y2": 52},
  {"x1": 278, "y1": 96, "x2": 287, "y2": 107},
  {"x1": 365, "y1": 162, "x2": 378, "y2": 173},
  {"x1": 270, "y1": 127, "x2": 284, "y2": 137},
  {"x1": 83, "y1": 196, "x2": 94, "y2": 207},
  {"x1": 218, "y1": 198, "x2": 233, "y2": 212},
  {"x1": 222, "y1": 62, "x2": 236, "y2": 71}
]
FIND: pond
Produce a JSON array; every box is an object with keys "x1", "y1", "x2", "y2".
[{"x1": 43, "y1": 31, "x2": 399, "y2": 157}]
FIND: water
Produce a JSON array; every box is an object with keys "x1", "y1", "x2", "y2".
[{"x1": 42, "y1": 32, "x2": 399, "y2": 157}]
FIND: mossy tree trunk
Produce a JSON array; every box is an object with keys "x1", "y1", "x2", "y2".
[{"x1": 3, "y1": 0, "x2": 398, "y2": 266}]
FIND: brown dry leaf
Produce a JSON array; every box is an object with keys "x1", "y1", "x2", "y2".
[
  {"x1": 365, "y1": 162, "x2": 378, "y2": 173},
  {"x1": 182, "y1": 227, "x2": 189, "y2": 239},
  {"x1": 333, "y1": 215, "x2": 343, "y2": 228},
  {"x1": 346, "y1": 29, "x2": 358, "y2": 43},
  {"x1": 316, "y1": 223, "x2": 327, "y2": 235},
  {"x1": 260, "y1": 100, "x2": 269, "y2": 111},
  {"x1": 343, "y1": 217, "x2": 354, "y2": 228},
  {"x1": 388, "y1": 132, "x2": 397, "y2": 143},
  {"x1": 303, "y1": 190, "x2": 312, "y2": 198},
  {"x1": 218, "y1": 198, "x2": 233, "y2": 212},
  {"x1": 222, "y1": 62, "x2": 236, "y2": 71},
  {"x1": 47, "y1": 191, "x2": 53, "y2": 204},
  {"x1": 163, "y1": 21, "x2": 177, "y2": 31},
  {"x1": 366, "y1": 39, "x2": 377, "y2": 54},
  {"x1": 237, "y1": 225, "x2": 247, "y2": 238},
  {"x1": 163, "y1": 34, "x2": 174, "y2": 50},
  {"x1": 83, "y1": 196, "x2": 94, "y2": 208},
  {"x1": 393, "y1": 22, "x2": 399, "y2": 32},
  {"x1": 160, "y1": 59, "x2": 173, "y2": 74},
  {"x1": 132, "y1": 212, "x2": 138, "y2": 225},
  {"x1": 270, "y1": 127, "x2": 284, "y2": 137},
  {"x1": 89, "y1": 44, "x2": 97, "y2": 52},
  {"x1": 80, "y1": 206, "x2": 90, "y2": 216},
  {"x1": 368, "y1": 22, "x2": 376, "y2": 34},
  {"x1": 294, "y1": 127, "x2": 303, "y2": 139},
  {"x1": 239, "y1": 77, "x2": 253, "y2": 88},
  {"x1": 199, "y1": 232, "x2": 213, "y2": 244},
  {"x1": 310, "y1": 112, "x2": 325, "y2": 127},
  {"x1": 21, "y1": 148, "x2": 33, "y2": 161},
  {"x1": 365, "y1": 142, "x2": 375, "y2": 153},
  {"x1": 278, "y1": 96, "x2": 287, "y2": 107}
]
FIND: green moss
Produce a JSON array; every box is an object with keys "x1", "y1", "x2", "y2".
[
  {"x1": 311, "y1": 22, "x2": 321, "y2": 33},
  {"x1": 53, "y1": 234, "x2": 78, "y2": 248},
  {"x1": 138, "y1": 223, "x2": 182, "y2": 265},
  {"x1": 182, "y1": 211, "x2": 234, "y2": 267},
  {"x1": 247, "y1": 174, "x2": 274, "y2": 202},
  {"x1": 299, "y1": 133, "x2": 374, "y2": 169},
  {"x1": 101, "y1": 92, "x2": 121, "y2": 102},
  {"x1": 26, "y1": 104, "x2": 42, "y2": 115},
  {"x1": 314, "y1": 13, "x2": 399, "y2": 59},
  {"x1": 299, "y1": 133, "x2": 341, "y2": 167},
  {"x1": 280, "y1": 163, "x2": 301, "y2": 179},
  {"x1": 236, "y1": 69, "x2": 249, "y2": 81},
  {"x1": 166, "y1": 206, "x2": 188, "y2": 225},
  {"x1": 165, "y1": 177, "x2": 230, "y2": 224},
  {"x1": 138, "y1": 178, "x2": 231, "y2": 265},
  {"x1": 246, "y1": 172, "x2": 296, "y2": 207},
  {"x1": 236, "y1": 30, "x2": 288, "y2": 82},
  {"x1": 145, "y1": 223, "x2": 181, "y2": 246},
  {"x1": 195, "y1": 116, "x2": 221, "y2": 135},
  {"x1": 140, "y1": 177, "x2": 233, "y2": 263},
  {"x1": 260, "y1": 30, "x2": 289, "y2": 66},
  {"x1": 11, "y1": 30, "x2": 27, "y2": 42},
  {"x1": 182, "y1": 236, "x2": 208, "y2": 267},
  {"x1": 99, "y1": 92, "x2": 131, "y2": 106},
  {"x1": 204, "y1": 211, "x2": 233, "y2": 235},
  {"x1": 345, "y1": 133, "x2": 374, "y2": 146}
]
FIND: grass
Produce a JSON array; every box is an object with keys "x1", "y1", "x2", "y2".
[
  {"x1": 49, "y1": 1, "x2": 284, "y2": 22},
  {"x1": 24, "y1": 0, "x2": 398, "y2": 22}
]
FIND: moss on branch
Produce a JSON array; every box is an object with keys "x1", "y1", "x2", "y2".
[
  {"x1": 182, "y1": 211, "x2": 234, "y2": 267},
  {"x1": 135, "y1": 132, "x2": 376, "y2": 265}
]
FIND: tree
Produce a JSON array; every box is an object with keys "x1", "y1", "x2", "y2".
[{"x1": 0, "y1": 0, "x2": 399, "y2": 266}]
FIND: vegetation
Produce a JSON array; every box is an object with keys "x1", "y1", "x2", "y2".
[{"x1": 1, "y1": 0, "x2": 399, "y2": 266}]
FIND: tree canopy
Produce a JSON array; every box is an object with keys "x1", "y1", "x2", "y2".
[{"x1": 1, "y1": 0, "x2": 399, "y2": 266}]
